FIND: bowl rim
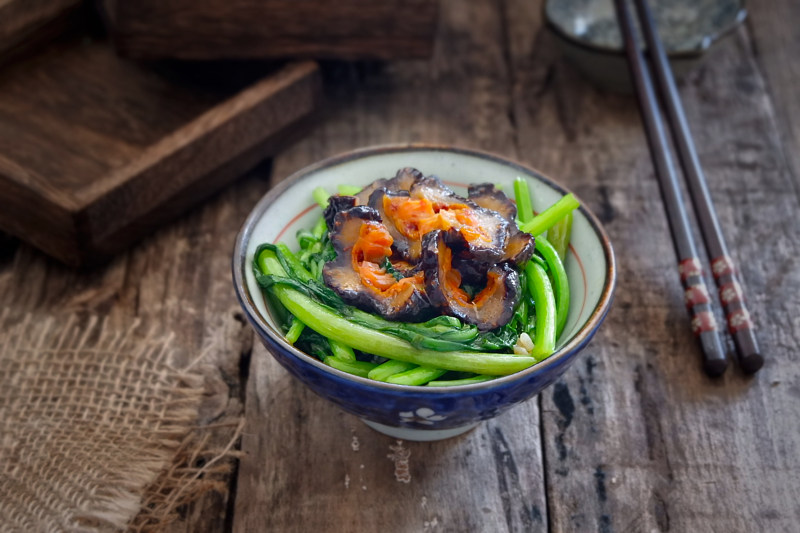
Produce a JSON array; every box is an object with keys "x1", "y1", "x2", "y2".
[
  {"x1": 542, "y1": 0, "x2": 747, "y2": 59},
  {"x1": 233, "y1": 143, "x2": 617, "y2": 393}
]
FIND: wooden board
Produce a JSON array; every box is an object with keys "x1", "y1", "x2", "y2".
[
  {"x1": 2, "y1": 0, "x2": 800, "y2": 531},
  {"x1": 231, "y1": 0, "x2": 800, "y2": 532},
  {"x1": 100, "y1": 0, "x2": 438, "y2": 61},
  {"x1": 505, "y1": 2, "x2": 800, "y2": 531},
  {"x1": 0, "y1": 0, "x2": 82, "y2": 63},
  {"x1": 747, "y1": 1, "x2": 800, "y2": 192},
  {"x1": 0, "y1": 32, "x2": 321, "y2": 265}
]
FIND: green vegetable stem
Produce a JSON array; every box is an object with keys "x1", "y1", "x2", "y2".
[
  {"x1": 514, "y1": 177, "x2": 535, "y2": 225},
  {"x1": 534, "y1": 236, "x2": 570, "y2": 339},
  {"x1": 255, "y1": 249, "x2": 538, "y2": 376},
  {"x1": 386, "y1": 366, "x2": 448, "y2": 386},
  {"x1": 427, "y1": 375, "x2": 497, "y2": 387},
  {"x1": 325, "y1": 357, "x2": 377, "y2": 378},
  {"x1": 337, "y1": 184, "x2": 363, "y2": 196},
  {"x1": 547, "y1": 211, "x2": 573, "y2": 261},
  {"x1": 519, "y1": 193, "x2": 580, "y2": 236},
  {"x1": 312, "y1": 187, "x2": 331, "y2": 209},
  {"x1": 368, "y1": 360, "x2": 418, "y2": 382},
  {"x1": 526, "y1": 261, "x2": 557, "y2": 360},
  {"x1": 329, "y1": 339, "x2": 357, "y2": 362},
  {"x1": 285, "y1": 318, "x2": 306, "y2": 344}
]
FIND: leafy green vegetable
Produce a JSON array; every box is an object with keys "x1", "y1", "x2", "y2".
[
  {"x1": 255, "y1": 248, "x2": 538, "y2": 375},
  {"x1": 381, "y1": 257, "x2": 405, "y2": 281},
  {"x1": 253, "y1": 180, "x2": 578, "y2": 384}
]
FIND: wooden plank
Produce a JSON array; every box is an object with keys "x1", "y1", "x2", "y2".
[
  {"x1": 746, "y1": 1, "x2": 800, "y2": 192},
  {"x1": 0, "y1": 30, "x2": 320, "y2": 265},
  {"x1": 0, "y1": 0, "x2": 82, "y2": 63},
  {"x1": 102, "y1": 0, "x2": 438, "y2": 61},
  {"x1": 232, "y1": 1, "x2": 549, "y2": 531},
  {"x1": 503, "y1": 1, "x2": 800, "y2": 530}
]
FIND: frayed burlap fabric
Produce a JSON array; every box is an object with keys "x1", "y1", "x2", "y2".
[{"x1": 0, "y1": 314, "x2": 236, "y2": 532}]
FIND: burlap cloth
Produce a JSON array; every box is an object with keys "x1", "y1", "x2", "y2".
[{"x1": 0, "y1": 314, "x2": 243, "y2": 532}]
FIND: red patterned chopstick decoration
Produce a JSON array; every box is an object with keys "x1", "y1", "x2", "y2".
[{"x1": 680, "y1": 258, "x2": 718, "y2": 336}]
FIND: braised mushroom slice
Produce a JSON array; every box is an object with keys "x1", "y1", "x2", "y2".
[
  {"x1": 407, "y1": 176, "x2": 510, "y2": 263},
  {"x1": 502, "y1": 231, "x2": 535, "y2": 265},
  {"x1": 367, "y1": 188, "x2": 420, "y2": 261},
  {"x1": 422, "y1": 229, "x2": 521, "y2": 331},
  {"x1": 323, "y1": 195, "x2": 358, "y2": 229},
  {"x1": 354, "y1": 167, "x2": 423, "y2": 205},
  {"x1": 467, "y1": 183, "x2": 516, "y2": 222},
  {"x1": 323, "y1": 206, "x2": 432, "y2": 321},
  {"x1": 467, "y1": 182, "x2": 535, "y2": 266}
]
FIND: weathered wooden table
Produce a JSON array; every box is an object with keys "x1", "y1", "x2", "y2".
[{"x1": 2, "y1": 1, "x2": 799, "y2": 531}]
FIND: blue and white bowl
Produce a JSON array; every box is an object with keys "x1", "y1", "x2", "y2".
[
  {"x1": 545, "y1": 0, "x2": 747, "y2": 92},
  {"x1": 233, "y1": 145, "x2": 616, "y2": 441}
]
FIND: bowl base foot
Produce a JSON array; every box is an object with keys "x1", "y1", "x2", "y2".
[{"x1": 361, "y1": 419, "x2": 480, "y2": 441}]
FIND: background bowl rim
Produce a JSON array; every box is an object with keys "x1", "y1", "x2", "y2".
[
  {"x1": 233, "y1": 143, "x2": 617, "y2": 394},
  {"x1": 542, "y1": 0, "x2": 747, "y2": 59}
]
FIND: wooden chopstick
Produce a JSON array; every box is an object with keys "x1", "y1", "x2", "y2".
[
  {"x1": 612, "y1": 0, "x2": 728, "y2": 376},
  {"x1": 630, "y1": 0, "x2": 764, "y2": 374}
]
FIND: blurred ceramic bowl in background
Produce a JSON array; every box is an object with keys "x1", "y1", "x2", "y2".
[
  {"x1": 545, "y1": 0, "x2": 747, "y2": 92},
  {"x1": 233, "y1": 145, "x2": 616, "y2": 441}
]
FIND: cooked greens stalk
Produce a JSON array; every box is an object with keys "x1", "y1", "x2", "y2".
[
  {"x1": 547, "y1": 211, "x2": 573, "y2": 261},
  {"x1": 526, "y1": 261, "x2": 557, "y2": 360},
  {"x1": 276, "y1": 243, "x2": 314, "y2": 282},
  {"x1": 534, "y1": 236, "x2": 570, "y2": 339},
  {"x1": 312, "y1": 187, "x2": 331, "y2": 209},
  {"x1": 325, "y1": 357, "x2": 377, "y2": 378},
  {"x1": 514, "y1": 177, "x2": 535, "y2": 224},
  {"x1": 256, "y1": 250, "x2": 538, "y2": 375},
  {"x1": 368, "y1": 360, "x2": 418, "y2": 381},
  {"x1": 386, "y1": 366, "x2": 448, "y2": 386},
  {"x1": 285, "y1": 319, "x2": 305, "y2": 344},
  {"x1": 329, "y1": 339, "x2": 356, "y2": 362},
  {"x1": 337, "y1": 184, "x2": 363, "y2": 195},
  {"x1": 520, "y1": 193, "x2": 580, "y2": 236},
  {"x1": 312, "y1": 216, "x2": 328, "y2": 240},
  {"x1": 427, "y1": 375, "x2": 497, "y2": 387}
]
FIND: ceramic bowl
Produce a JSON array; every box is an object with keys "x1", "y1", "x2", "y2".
[
  {"x1": 233, "y1": 145, "x2": 616, "y2": 441},
  {"x1": 545, "y1": 0, "x2": 747, "y2": 92}
]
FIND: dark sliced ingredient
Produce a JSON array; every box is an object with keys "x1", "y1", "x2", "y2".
[
  {"x1": 396, "y1": 176, "x2": 510, "y2": 263},
  {"x1": 367, "y1": 188, "x2": 419, "y2": 261},
  {"x1": 323, "y1": 195, "x2": 358, "y2": 228},
  {"x1": 468, "y1": 183, "x2": 534, "y2": 265},
  {"x1": 323, "y1": 206, "x2": 433, "y2": 321},
  {"x1": 354, "y1": 167, "x2": 423, "y2": 205},
  {"x1": 468, "y1": 183, "x2": 516, "y2": 222},
  {"x1": 422, "y1": 229, "x2": 521, "y2": 331},
  {"x1": 501, "y1": 230, "x2": 535, "y2": 265}
]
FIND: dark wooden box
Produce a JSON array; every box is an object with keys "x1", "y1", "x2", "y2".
[
  {"x1": 100, "y1": 0, "x2": 439, "y2": 61},
  {"x1": 0, "y1": 29, "x2": 321, "y2": 265}
]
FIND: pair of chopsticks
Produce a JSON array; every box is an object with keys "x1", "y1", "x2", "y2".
[{"x1": 613, "y1": 0, "x2": 763, "y2": 376}]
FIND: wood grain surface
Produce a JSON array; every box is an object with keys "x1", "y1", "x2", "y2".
[
  {"x1": 747, "y1": 1, "x2": 800, "y2": 192},
  {"x1": 0, "y1": 0, "x2": 82, "y2": 62},
  {"x1": 1, "y1": 0, "x2": 799, "y2": 531},
  {"x1": 0, "y1": 29, "x2": 320, "y2": 265},
  {"x1": 102, "y1": 0, "x2": 439, "y2": 61}
]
